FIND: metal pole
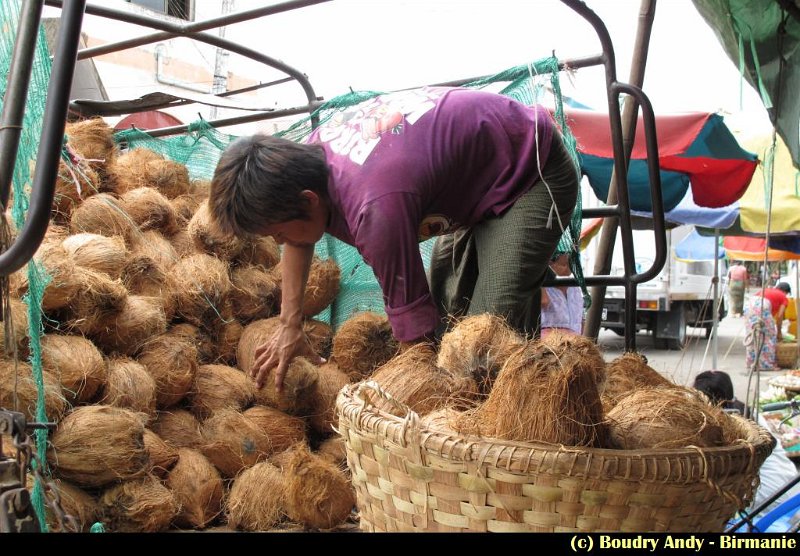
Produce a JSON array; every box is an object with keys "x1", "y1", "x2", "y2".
[
  {"x1": 0, "y1": 0, "x2": 87, "y2": 276},
  {"x1": 583, "y1": 0, "x2": 658, "y2": 340},
  {"x1": 712, "y1": 227, "x2": 720, "y2": 368},
  {"x1": 0, "y1": 0, "x2": 46, "y2": 209}
]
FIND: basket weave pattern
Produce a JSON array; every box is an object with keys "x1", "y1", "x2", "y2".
[
  {"x1": 336, "y1": 382, "x2": 775, "y2": 533},
  {"x1": 777, "y1": 342, "x2": 798, "y2": 369}
]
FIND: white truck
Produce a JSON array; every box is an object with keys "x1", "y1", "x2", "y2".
[{"x1": 596, "y1": 225, "x2": 727, "y2": 349}]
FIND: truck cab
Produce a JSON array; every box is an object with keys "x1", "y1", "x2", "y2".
[{"x1": 599, "y1": 225, "x2": 726, "y2": 349}]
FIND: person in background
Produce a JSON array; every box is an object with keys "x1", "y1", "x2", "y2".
[
  {"x1": 744, "y1": 282, "x2": 791, "y2": 371},
  {"x1": 540, "y1": 253, "x2": 583, "y2": 338},
  {"x1": 208, "y1": 87, "x2": 579, "y2": 392},
  {"x1": 693, "y1": 370, "x2": 800, "y2": 518},
  {"x1": 727, "y1": 262, "x2": 749, "y2": 317}
]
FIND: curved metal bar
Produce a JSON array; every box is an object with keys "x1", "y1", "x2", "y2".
[
  {"x1": 44, "y1": 0, "x2": 321, "y2": 111},
  {"x1": 0, "y1": 0, "x2": 45, "y2": 209},
  {"x1": 58, "y1": 0, "x2": 331, "y2": 60},
  {"x1": 613, "y1": 82, "x2": 667, "y2": 285},
  {"x1": 0, "y1": 0, "x2": 87, "y2": 276}
]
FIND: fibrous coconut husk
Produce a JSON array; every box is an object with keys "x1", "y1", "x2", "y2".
[
  {"x1": 188, "y1": 201, "x2": 245, "y2": 261},
  {"x1": 0, "y1": 360, "x2": 67, "y2": 423},
  {"x1": 225, "y1": 462, "x2": 286, "y2": 531},
  {"x1": 200, "y1": 408, "x2": 275, "y2": 478},
  {"x1": 90, "y1": 295, "x2": 167, "y2": 357},
  {"x1": 122, "y1": 231, "x2": 177, "y2": 320},
  {"x1": 151, "y1": 409, "x2": 203, "y2": 449},
  {"x1": 236, "y1": 317, "x2": 280, "y2": 374},
  {"x1": 189, "y1": 178, "x2": 210, "y2": 197},
  {"x1": 167, "y1": 229, "x2": 197, "y2": 258},
  {"x1": 99, "y1": 474, "x2": 178, "y2": 532},
  {"x1": 0, "y1": 297, "x2": 30, "y2": 360},
  {"x1": 371, "y1": 343, "x2": 478, "y2": 417},
  {"x1": 540, "y1": 331, "x2": 607, "y2": 386},
  {"x1": 41, "y1": 333, "x2": 107, "y2": 404},
  {"x1": 607, "y1": 387, "x2": 726, "y2": 449},
  {"x1": 228, "y1": 264, "x2": 279, "y2": 323},
  {"x1": 212, "y1": 318, "x2": 242, "y2": 366},
  {"x1": 166, "y1": 448, "x2": 224, "y2": 529},
  {"x1": 190, "y1": 363, "x2": 255, "y2": 419},
  {"x1": 57, "y1": 268, "x2": 128, "y2": 335},
  {"x1": 143, "y1": 428, "x2": 179, "y2": 479},
  {"x1": 307, "y1": 361, "x2": 350, "y2": 435},
  {"x1": 129, "y1": 229, "x2": 179, "y2": 271},
  {"x1": 242, "y1": 405, "x2": 307, "y2": 456},
  {"x1": 253, "y1": 357, "x2": 320, "y2": 416},
  {"x1": 69, "y1": 193, "x2": 136, "y2": 245},
  {"x1": 165, "y1": 323, "x2": 216, "y2": 364},
  {"x1": 61, "y1": 233, "x2": 128, "y2": 280},
  {"x1": 282, "y1": 443, "x2": 355, "y2": 530},
  {"x1": 53, "y1": 159, "x2": 100, "y2": 223},
  {"x1": 168, "y1": 254, "x2": 232, "y2": 327},
  {"x1": 419, "y1": 407, "x2": 465, "y2": 436},
  {"x1": 100, "y1": 357, "x2": 157, "y2": 420},
  {"x1": 106, "y1": 148, "x2": 190, "y2": 199},
  {"x1": 48, "y1": 405, "x2": 148, "y2": 488},
  {"x1": 331, "y1": 312, "x2": 398, "y2": 381},
  {"x1": 10, "y1": 242, "x2": 80, "y2": 312},
  {"x1": 171, "y1": 192, "x2": 205, "y2": 228},
  {"x1": 119, "y1": 187, "x2": 179, "y2": 235},
  {"x1": 302, "y1": 257, "x2": 340, "y2": 317},
  {"x1": 47, "y1": 479, "x2": 99, "y2": 532},
  {"x1": 315, "y1": 435, "x2": 347, "y2": 470},
  {"x1": 137, "y1": 332, "x2": 198, "y2": 409},
  {"x1": 602, "y1": 351, "x2": 675, "y2": 411},
  {"x1": 437, "y1": 313, "x2": 525, "y2": 396},
  {"x1": 65, "y1": 117, "x2": 117, "y2": 171},
  {"x1": 454, "y1": 335, "x2": 609, "y2": 448},
  {"x1": 235, "y1": 235, "x2": 280, "y2": 270},
  {"x1": 303, "y1": 319, "x2": 333, "y2": 360},
  {"x1": 121, "y1": 255, "x2": 176, "y2": 321}
]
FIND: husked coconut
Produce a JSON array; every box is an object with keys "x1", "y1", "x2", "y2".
[
  {"x1": 331, "y1": 312, "x2": 398, "y2": 381},
  {"x1": 137, "y1": 332, "x2": 198, "y2": 409},
  {"x1": 226, "y1": 462, "x2": 286, "y2": 531},
  {"x1": 166, "y1": 448, "x2": 224, "y2": 529},
  {"x1": 100, "y1": 357, "x2": 157, "y2": 420},
  {"x1": 40, "y1": 333, "x2": 107, "y2": 404},
  {"x1": 99, "y1": 474, "x2": 178, "y2": 532},
  {"x1": 61, "y1": 233, "x2": 128, "y2": 280},
  {"x1": 48, "y1": 405, "x2": 148, "y2": 488}
]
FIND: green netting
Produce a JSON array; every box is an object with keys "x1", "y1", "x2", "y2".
[
  {"x1": 0, "y1": 0, "x2": 55, "y2": 531},
  {"x1": 112, "y1": 55, "x2": 586, "y2": 329}
]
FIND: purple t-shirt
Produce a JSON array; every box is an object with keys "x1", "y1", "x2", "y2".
[{"x1": 308, "y1": 87, "x2": 556, "y2": 341}]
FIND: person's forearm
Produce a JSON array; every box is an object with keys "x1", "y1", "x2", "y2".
[{"x1": 280, "y1": 243, "x2": 314, "y2": 328}]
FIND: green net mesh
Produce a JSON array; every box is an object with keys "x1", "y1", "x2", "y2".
[
  {"x1": 110, "y1": 55, "x2": 586, "y2": 329},
  {"x1": 0, "y1": 0, "x2": 55, "y2": 531}
]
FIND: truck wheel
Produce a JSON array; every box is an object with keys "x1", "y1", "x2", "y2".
[
  {"x1": 654, "y1": 303, "x2": 688, "y2": 350},
  {"x1": 665, "y1": 307, "x2": 688, "y2": 350}
]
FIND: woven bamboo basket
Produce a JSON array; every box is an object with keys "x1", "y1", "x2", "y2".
[
  {"x1": 336, "y1": 381, "x2": 775, "y2": 533},
  {"x1": 777, "y1": 342, "x2": 798, "y2": 369}
]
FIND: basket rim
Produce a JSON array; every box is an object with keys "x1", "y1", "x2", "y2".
[{"x1": 336, "y1": 382, "x2": 775, "y2": 485}]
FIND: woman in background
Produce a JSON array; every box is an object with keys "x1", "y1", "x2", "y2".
[{"x1": 539, "y1": 253, "x2": 583, "y2": 338}]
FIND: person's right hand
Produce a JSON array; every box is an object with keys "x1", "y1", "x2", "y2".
[{"x1": 250, "y1": 322, "x2": 325, "y2": 392}]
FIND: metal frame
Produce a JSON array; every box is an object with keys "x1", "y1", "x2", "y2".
[{"x1": 0, "y1": 0, "x2": 667, "y2": 351}]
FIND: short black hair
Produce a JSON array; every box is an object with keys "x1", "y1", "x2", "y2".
[
  {"x1": 776, "y1": 282, "x2": 792, "y2": 295},
  {"x1": 693, "y1": 370, "x2": 734, "y2": 404},
  {"x1": 208, "y1": 133, "x2": 329, "y2": 236}
]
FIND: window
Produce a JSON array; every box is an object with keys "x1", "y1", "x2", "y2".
[{"x1": 127, "y1": 0, "x2": 193, "y2": 21}]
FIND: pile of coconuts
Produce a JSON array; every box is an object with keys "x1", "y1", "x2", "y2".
[{"x1": 6, "y1": 118, "x2": 365, "y2": 532}]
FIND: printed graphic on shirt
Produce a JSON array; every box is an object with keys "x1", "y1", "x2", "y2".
[
  {"x1": 418, "y1": 214, "x2": 457, "y2": 241},
  {"x1": 316, "y1": 88, "x2": 443, "y2": 165}
]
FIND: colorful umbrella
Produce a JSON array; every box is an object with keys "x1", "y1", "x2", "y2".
[
  {"x1": 723, "y1": 236, "x2": 800, "y2": 261},
  {"x1": 568, "y1": 109, "x2": 758, "y2": 212}
]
